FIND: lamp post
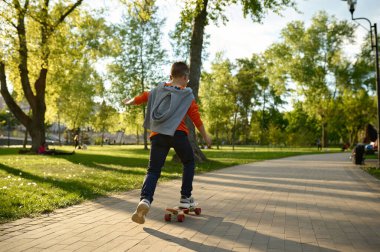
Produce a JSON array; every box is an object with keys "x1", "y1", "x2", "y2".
[{"x1": 343, "y1": 0, "x2": 380, "y2": 166}]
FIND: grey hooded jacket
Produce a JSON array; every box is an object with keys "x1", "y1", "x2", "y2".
[{"x1": 143, "y1": 83, "x2": 194, "y2": 136}]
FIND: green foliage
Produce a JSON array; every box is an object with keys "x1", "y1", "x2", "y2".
[
  {"x1": 169, "y1": 16, "x2": 193, "y2": 62},
  {"x1": 283, "y1": 12, "x2": 354, "y2": 99},
  {"x1": 107, "y1": 1, "x2": 167, "y2": 146},
  {"x1": 108, "y1": 1, "x2": 167, "y2": 105},
  {"x1": 235, "y1": 54, "x2": 286, "y2": 145},
  {"x1": 265, "y1": 11, "x2": 366, "y2": 146},
  {"x1": 169, "y1": 15, "x2": 210, "y2": 63},
  {"x1": 351, "y1": 34, "x2": 378, "y2": 92},
  {"x1": 46, "y1": 9, "x2": 110, "y2": 129},
  {"x1": 199, "y1": 53, "x2": 235, "y2": 147},
  {"x1": 284, "y1": 103, "x2": 319, "y2": 146},
  {"x1": 181, "y1": 0, "x2": 296, "y2": 25},
  {"x1": 0, "y1": 110, "x2": 18, "y2": 129},
  {"x1": 333, "y1": 89, "x2": 376, "y2": 144},
  {"x1": 121, "y1": 105, "x2": 144, "y2": 140},
  {"x1": 91, "y1": 101, "x2": 119, "y2": 134}
]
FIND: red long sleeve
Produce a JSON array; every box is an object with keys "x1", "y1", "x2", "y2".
[{"x1": 133, "y1": 91, "x2": 149, "y2": 105}]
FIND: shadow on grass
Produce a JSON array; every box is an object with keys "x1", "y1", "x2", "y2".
[
  {"x1": 53, "y1": 151, "x2": 230, "y2": 175},
  {"x1": 51, "y1": 152, "x2": 150, "y2": 176},
  {"x1": 0, "y1": 163, "x2": 105, "y2": 199},
  {"x1": 0, "y1": 148, "x2": 23, "y2": 155},
  {"x1": 103, "y1": 147, "x2": 150, "y2": 154}
]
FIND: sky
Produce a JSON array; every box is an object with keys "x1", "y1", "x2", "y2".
[
  {"x1": 92, "y1": 0, "x2": 380, "y2": 71},
  {"x1": 160, "y1": 0, "x2": 380, "y2": 68},
  {"x1": 87, "y1": 0, "x2": 380, "y2": 110}
]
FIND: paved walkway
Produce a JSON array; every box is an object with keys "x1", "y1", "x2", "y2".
[{"x1": 1, "y1": 153, "x2": 380, "y2": 252}]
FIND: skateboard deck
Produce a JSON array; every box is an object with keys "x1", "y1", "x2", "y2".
[{"x1": 164, "y1": 204, "x2": 201, "y2": 222}]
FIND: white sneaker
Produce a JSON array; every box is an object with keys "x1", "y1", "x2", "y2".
[
  {"x1": 132, "y1": 199, "x2": 150, "y2": 224},
  {"x1": 179, "y1": 196, "x2": 196, "y2": 208}
]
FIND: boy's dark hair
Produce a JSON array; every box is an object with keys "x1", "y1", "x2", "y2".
[{"x1": 171, "y1": 62, "x2": 189, "y2": 78}]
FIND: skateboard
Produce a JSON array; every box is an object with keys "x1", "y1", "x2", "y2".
[{"x1": 164, "y1": 205, "x2": 201, "y2": 222}]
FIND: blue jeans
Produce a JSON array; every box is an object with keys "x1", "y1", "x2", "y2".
[{"x1": 140, "y1": 130, "x2": 195, "y2": 204}]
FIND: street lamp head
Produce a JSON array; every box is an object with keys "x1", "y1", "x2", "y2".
[{"x1": 346, "y1": 0, "x2": 357, "y2": 14}]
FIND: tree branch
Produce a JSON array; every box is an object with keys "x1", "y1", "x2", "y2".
[
  {"x1": 0, "y1": 62, "x2": 31, "y2": 127},
  {"x1": 52, "y1": 0, "x2": 83, "y2": 30},
  {"x1": 3, "y1": 0, "x2": 47, "y2": 26},
  {"x1": 13, "y1": 0, "x2": 37, "y2": 111},
  {"x1": 22, "y1": 0, "x2": 29, "y2": 9},
  {"x1": 0, "y1": 1, "x2": 18, "y2": 28},
  {"x1": 0, "y1": 14, "x2": 17, "y2": 29}
]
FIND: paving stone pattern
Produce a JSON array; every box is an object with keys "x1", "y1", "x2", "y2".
[{"x1": 1, "y1": 153, "x2": 380, "y2": 251}]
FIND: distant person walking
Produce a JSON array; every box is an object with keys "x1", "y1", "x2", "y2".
[
  {"x1": 317, "y1": 139, "x2": 322, "y2": 151},
  {"x1": 74, "y1": 134, "x2": 79, "y2": 149}
]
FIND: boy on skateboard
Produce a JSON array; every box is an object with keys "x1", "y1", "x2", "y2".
[{"x1": 123, "y1": 62, "x2": 212, "y2": 224}]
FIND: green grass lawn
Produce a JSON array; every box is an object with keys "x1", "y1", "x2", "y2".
[
  {"x1": 366, "y1": 168, "x2": 380, "y2": 180},
  {"x1": 0, "y1": 145, "x2": 326, "y2": 223},
  {"x1": 362, "y1": 153, "x2": 380, "y2": 179}
]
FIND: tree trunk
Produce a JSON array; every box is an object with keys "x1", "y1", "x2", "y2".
[
  {"x1": 58, "y1": 115, "x2": 62, "y2": 145},
  {"x1": 1, "y1": 63, "x2": 47, "y2": 153},
  {"x1": 136, "y1": 127, "x2": 140, "y2": 145},
  {"x1": 0, "y1": 1, "x2": 82, "y2": 153},
  {"x1": 119, "y1": 130, "x2": 125, "y2": 145},
  {"x1": 244, "y1": 112, "x2": 250, "y2": 144},
  {"x1": 185, "y1": 117, "x2": 207, "y2": 162},
  {"x1": 101, "y1": 130, "x2": 105, "y2": 147},
  {"x1": 29, "y1": 122, "x2": 45, "y2": 151},
  {"x1": 186, "y1": 0, "x2": 209, "y2": 162},
  {"x1": 216, "y1": 126, "x2": 220, "y2": 150},
  {"x1": 322, "y1": 121, "x2": 327, "y2": 149},
  {"x1": 260, "y1": 90, "x2": 266, "y2": 145},
  {"x1": 32, "y1": 70, "x2": 47, "y2": 151},
  {"x1": 23, "y1": 128, "x2": 28, "y2": 148},
  {"x1": 80, "y1": 129, "x2": 84, "y2": 146},
  {"x1": 232, "y1": 110, "x2": 238, "y2": 151}
]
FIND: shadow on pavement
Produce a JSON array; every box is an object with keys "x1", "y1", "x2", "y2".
[
  {"x1": 144, "y1": 215, "x2": 339, "y2": 252},
  {"x1": 143, "y1": 227, "x2": 232, "y2": 252}
]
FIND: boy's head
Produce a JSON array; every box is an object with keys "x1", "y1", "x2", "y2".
[{"x1": 170, "y1": 62, "x2": 189, "y2": 86}]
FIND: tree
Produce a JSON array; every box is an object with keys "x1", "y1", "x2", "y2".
[
  {"x1": 284, "y1": 102, "x2": 319, "y2": 146},
  {"x1": 0, "y1": 0, "x2": 83, "y2": 152},
  {"x1": 108, "y1": 0, "x2": 166, "y2": 150},
  {"x1": 91, "y1": 101, "x2": 119, "y2": 146},
  {"x1": 199, "y1": 53, "x2": 234, "y2": 149},
  {"x1": 235, "y1": 53, "x2": 287, "y2": 145},
  {"x1": 121, "y1": 105, "x2": 145, "y2": 144},
  {"x1": 235, "y1": 56, "x2": 259, "y2": 144},
  {"x1": 329, "y1": 37, "x2": 378, "y2": 146},
  {"x1": 170, "y1": 14, "x2": 210, "y2": 64},
  {"x1": 45, "y1": 9, "x2": 110, "y2": 144},
  {"x1": 268, "y1": 11, "x2": 355, "y2": 148},
  {"x1": 351, "y1": 34, "x2": 378, "y2": 92},
  {"x1": 176, "y1": 0, "x2": 296, "y2": 160}
]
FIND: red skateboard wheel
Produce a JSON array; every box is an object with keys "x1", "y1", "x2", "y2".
[
  {"x1": 164, "y1": 213, "x2": 171, "y2": 221},
  {"x1": 194, "y1": 208, "x2": 201, "y2": 215},
  {"x1": 177, "y1": 214, "x2": 185, "y2": 222}
]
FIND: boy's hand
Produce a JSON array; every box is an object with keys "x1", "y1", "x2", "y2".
[
  {"x1": 204, "y1": 134, "x2": 212, "y2": 149},
  {"x1": 198, "y1": 125, "x2": 212, "y2": 148},
  {"x1": 122, "y1": 98, "x2": 134, "y2": 105}
]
